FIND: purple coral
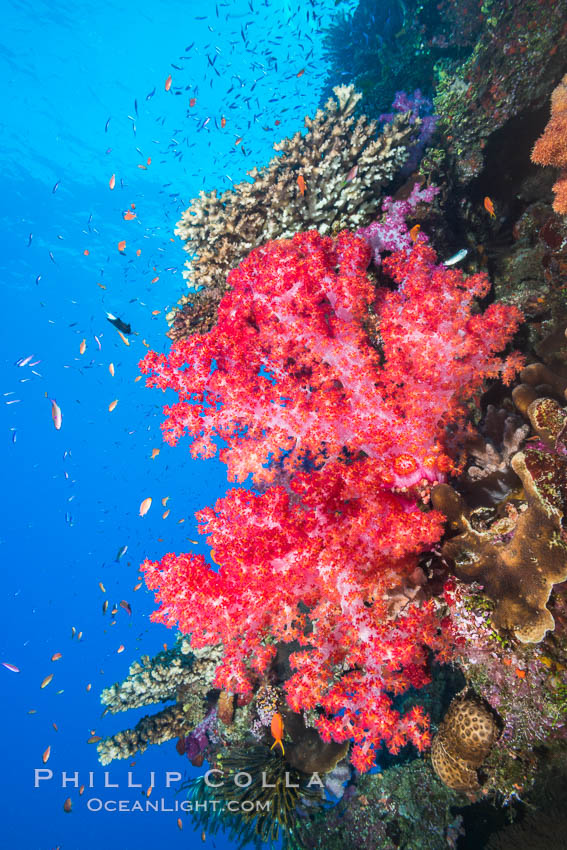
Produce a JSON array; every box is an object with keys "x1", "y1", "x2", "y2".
[
  {"x1": 356, "y1": 182, "x2": 439, "y2": 267},
  {"x1": 183, "y1": 706, "x2": 218, "y2": 761},
  {"x1": 380, "y1": 89, "x2": 438, "y2": 175}
]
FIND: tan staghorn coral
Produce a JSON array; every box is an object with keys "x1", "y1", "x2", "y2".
[
  {"x1": 97, "y1": 639, "x2": 223, "y2": 764},
  {"x1": 97, "y1": 704, "x2": 188, "y2": 766},
  {"x1": 433, "y1": 394, "x2": 567, "y2": 644},
  {"x1": 168, "y1": 84, "x2": 420, "y2": 339},
  {"x1": 431, "y1": 693, "x2": 500, "y2": 794}
]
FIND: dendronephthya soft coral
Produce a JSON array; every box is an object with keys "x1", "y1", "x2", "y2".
[{"x1": 140, "y1": 223, "x2": 523, "y2": 772}]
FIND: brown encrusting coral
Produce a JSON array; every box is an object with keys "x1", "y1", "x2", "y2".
[
  {"x1": 168, "y1": 84, "x2": 421, "y2": 338},
  {"x1": 432, "y1": 421, "x2": 567, "y2": 645},
  {"x1": 431, "y1": 692, "x2": 501, "y2": 794},
  {"x1": 532, "y1": 74, "x2": 567, "y2": 215}
]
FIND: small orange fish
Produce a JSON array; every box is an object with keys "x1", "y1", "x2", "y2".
[
  {"x1": 134, "y1": 375, "x2": 142, "y2": 382},
  {"x1": 151, "y1": 276, "x2": 159, "y2": 283},
  {"x1": 162, "y1": 496, "x2": 169, "y2": 506},
  {"x1": 136, "y1": 249, "x2": 141, "y2": 256},
  {"x1": 117, "y1": 645, "x2": 125, "y2": 654},
  {"x1": 296, "y1": 68, "x2": 305, "y2": 77},
  {"x1": 133, "y1": 582, "x2": 143, "y2": 591},
  {"x1": 117, "y1": 240, "x2": 126, "y2": 253},
  {"x1": 42, "y1": 745, "x2": 51, "y2": 764},
  {"x1": 41, "y1": 674, "x2": 54, "y2": 689},
  {"x1": 221, "y1": 116, "x2": 226, "y2": 128},
  {"x1": 409, "y1": 224, "x2": 421, "y2": 242},
  {"x1": 297, "y1": 175, "x2": 305, "y2": 196},
  {"x1": 137, "y1": 164, "x2": 147, "y2": 170},
  {"x1": 151, "y1": 310, "x2": 161, "y2": 316},
  {"x1": 83, "y1": 249, "x2": 89, "y2": 256},
  {"x1": 515, "y1": 668, "x2": 526, "y2": 679},
  {"x1": 63, "y1": 798, "x2": 72, "y2": 813},
  {"x1": 79, "y1": 785, "x2": 85, "y2": 795},
  {"x1": 108, "y1": 399, "x2": 118, "y2": 412},
  {"x1": 345, "y1": 164, "x2": 358, "y2": 183},
  {"x1": 162, "y1": 509, "x2": 170, "y2": 519},
  {"x1": 146, "y1": 785, "x2": 153, "y2": 798},
  {"x1": 270, "y1": 712, "x2": 285, "y2": 755},
  {"x1": 235, "y1": 136, "x2": 242, "y2": 146},
  {"x1": 102, "y1": 600, "x2": 108, "y2": 614},
  {"x1": 86, "y1": 683, "x2": 91, "y2": 692},
  {"x1": 139, "y1": 497, "x2": 152, "y2": 517},
  {"x1": 120, "y1": 600, "x2": 132, "y2": 616},
  {"x1": 53, "y1": 723, "x2": 58, "y2": 731},
  {"x1": 98, "y1": 582, "x2": 106, "y2": 592},
  {"x1": 484, "y1": 196, "x2": 496, "y2": 218},
  {"x1": 117, "y1": 330, "x2": 130, "y2": 346},
  {"x1": 147, "y1": 157, "x2": 151, "y2": 166},
  {"x1": 51, "y1": 653, "x2": 62, "y2": 662},
  {"x1": 109, "y1": 174, "x2": 116, "y2": 190},
  {"x1": 109, "y1": 363, "x2": 115, "y2": 377},
  {"x1": 165, "y1": 75, "x2": 172, "y2": 91},
  {"x1": 177, "y1": 818, "x2": 183, "y2": 830},
  {"x1": 151, "y1": 448, "x2": 160, "y2": 459},
  {"x1": 79, "y1": 339, "x2": 86, "y2": 355},
  {"x1": 123, "y1": 210, "x2": 136, "y2": 221},
  {"x1": 189, "y1": 98, "x2": 196, "y2": 107}
]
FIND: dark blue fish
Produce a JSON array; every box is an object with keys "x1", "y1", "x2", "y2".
[
  {"x1": 146, "y1": 88, "x2": 156, "y2": 100},
  {"x1": 134, "y1": 99, "x2": 138, "y2": 115},
  {"x1": 49, "y1": 251, "x2": 56, "y2": 264},
  {"x1": 171, "y1": 63, "x2": 183, "y2": 70},
  {"x1": 27, "y1": 233, "x2": 32, "y2": 247},
  {"x1": 35, "y1": 275, "x2": 41, "y2": 285},
  {"x1": 105, "y1": 117, "x2": 111, "y2": 132},
  {"x1": 52, "y1": 181, "x2": 60, "y2": 193}
]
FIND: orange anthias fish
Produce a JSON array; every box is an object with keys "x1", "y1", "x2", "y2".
[
  {"x1": 484, "y1": 196, "x2": 496, "y2": 218},
  {"x1": 221, "y1": 115, "x2": 226, "y2": 128},
  {"x1": 297, "y1": 175, "x2": 306, "y2": 196},
  {"x1": 409, "y1": 224, "x2": 421, "y2": 242},
  {"x1": 270, "y1": 712, "x2": 285, "y2": 755},
  {"x1": 117, "y1": 240, "x2": 126, "y2": 253},
  {"x1": 109, "y1": 174, "x2": 116, "y2": 190},
  {"x1": 165, "y1": 75, "x2": 172, "y2": 92},
  {"x1": 123, "y1": 210, "x2": 136, "y2": 221}
]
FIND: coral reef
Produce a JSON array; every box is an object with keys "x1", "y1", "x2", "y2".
[
  {"x1": 169, "y1": 85, "x2": 421, "y2": 338},
  {"x1": 532, "y1": 74, "x2": 567, "y2": 215},
  {"x1": 431, "y1": 692, "x2": 501, "y2": 794},
  {"x1": 304, "y1": 758, "x2": 463, "y2": 850},
  {"x1": 434, "y1": 0, "x2": 567, "y2": 184}
]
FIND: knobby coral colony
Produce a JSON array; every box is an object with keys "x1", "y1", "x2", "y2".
[{"x1": 140, "y1": 201, "x2": 524, "y2": 774}]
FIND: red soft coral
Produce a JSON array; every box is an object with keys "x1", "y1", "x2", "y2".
[{"x1": 140, "y1": 229, "x2": 522, "y2": 770}]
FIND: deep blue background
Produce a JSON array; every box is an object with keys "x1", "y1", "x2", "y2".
[{"x1": 0, "y1": 0, "x2": 349, "y2": 846}]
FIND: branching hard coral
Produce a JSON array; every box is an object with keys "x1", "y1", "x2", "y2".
[
  {"x1": 97, "y1": 704, "x2": 188, "y2": 766},
  {"x1": 97, "y1": 640, "x2": 224, "y2": 765},
  {"x1": 140, "y1": 228, "x2": 523, "y2": 771},
  {"x1": 532, "y1": 74, "x2": 567, "y2": 215},
  {"x1": 169, "y1": 85, "x2": 421, "y2": 339}
]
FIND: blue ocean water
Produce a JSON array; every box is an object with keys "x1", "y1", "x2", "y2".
[{"x1": 0, "y1": 1, "x2": 346, "y2": 846}]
